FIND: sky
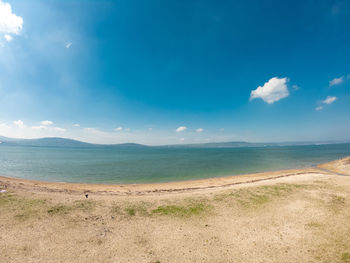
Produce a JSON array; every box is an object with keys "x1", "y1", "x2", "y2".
[{"x1": 0, "y1": 0, "x2": 349, "y2": 145}]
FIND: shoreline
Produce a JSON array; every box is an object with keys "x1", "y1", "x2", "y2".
[
  {"x1": 2, "y1": 157, "x2": 350, "y2": 262},
  {"x1": 2, "y1": 157, "x2": 348, "y2": 195}
]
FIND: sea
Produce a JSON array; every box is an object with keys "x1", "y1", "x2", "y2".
[{"x1": 0, "y1": 143, "x2": 350, "y2": 184}]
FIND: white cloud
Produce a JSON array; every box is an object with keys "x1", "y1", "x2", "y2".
[
  {"x1": 196, "y1": 128, "x2": 204, "y2": 133},
  {"x1": 73, "y1": 123, "x2": 80, "y2": 127},
  {"x1": 66, "y1": 42, "x2": 72, "y2": 49},
  {"x1": 13, "y1": 119, "x2": 24, "y2": 128},
  {"x1": 124, "y1": 128, "x2": 130, "y2": 132},
  {"x1": 180, "y1": 138, "x2": 185, "y2": 142},
  {"x1": 329, "y1": 77, "x2": 344, "y2": 87},
  {"x1": 0, "y1": 0, "x2": 23, "y2": 36},
  {"x1": 52, "y1": 127, "x2": 66, "y2": 132},
  {"x1": 322, "y1": 96, "x2": 337, "y2": 104},
  {"x1": 40, "y1": 120, "x2": 53, "y2": 126},
  {"x1": 84, "y1": 127, "x2": 96, "y2": 132},
  {"x1": 4, "y1": 34, "x2": 12, "y2": 41},
  {"x1": 316, "y1": 96, "x2": 337, "y2": 110},
  {"x1": 115, "y1": 127, "x2": 123, "y2": 131},
  {"x1": 0, "y1": 123, "x2": 10, "y2": 129},
  {"x1": 31, "y1": 125, "x2": 47, "y2": 130},
  {"x1": 292, "y1": 85, "x2": 300, "y2": 90},
  {"x1": 176, "y1": 126, "x2": 187, "y2": 132},
  {"x1": 83, "y1": 127, "x2": 107, "y2": 136},
  {"x1": 148, "y1": 128, "x2": 153, "y2": 131},
  {"x1": 250, "y1": 77, "x2": 289, "y2": 104}
]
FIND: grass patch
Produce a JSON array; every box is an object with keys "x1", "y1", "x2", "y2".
[
  {"x1": 0, "y1": 192, "x2": 48, "y2": 220},
  {"x1": 325, "y1": 194, "x2": 346, "y2": 214},
  {"x1": 47, "y1": 204, "x2": 72, "y2": 215},
  {"x1": 151, "y1": 203, "x2": 208, "y2": 217},
  {"x1": 342, "y1": 253, "x2": 350, "y2": 262},
  {"x1": 124, "y1": 203, "x2": 150, "y2": 217},
  {"x1": 112, "y1": 201, "x2": 204, "y2": 218},
  {"x1": 261, "y1": 183, "x2": 307, "y2": 194},
  {"x1": 0, "y1": 191, "x2": 14, "y2": 205},
  {"x1": 110, "y1": 202, "x2": 151, "y2": 217},
  {"x1": 48, "y1": 200, "x2": 97, "y2": 215},
  {"x1": 110, "y1": 203, "x2": 122, "y2": 214},
  {"x1": 1, "y1": 192, "x2": 99, "y2": 219},
  {"x1": 126, "y1": 207, "x2": 136, "y2": 216},
  {"x1": 72, "y1": 200, "x2": 96, "y2": 212},
  {"x1": 306, "y1": 222, "x2": 322, "y2": 228},
  {"x1": 331, "y1": 195, "x2": 345, "y2": 205},
  {"x1": 214, "y1": 183, "x2": 309, "y2": 209}
]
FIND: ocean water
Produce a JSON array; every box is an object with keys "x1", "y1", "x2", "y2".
[{"x1": 0, "y1": 143, "x2": 350, "y2": 184}]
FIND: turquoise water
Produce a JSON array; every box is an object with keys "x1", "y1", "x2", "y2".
[{"x1": 0, "y1": 144, "x2": 350, "y2": 184}]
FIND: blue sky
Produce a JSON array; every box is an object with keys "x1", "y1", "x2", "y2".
[{"x1": 0, "y1": 0, "x2": 349, "y2": 145}]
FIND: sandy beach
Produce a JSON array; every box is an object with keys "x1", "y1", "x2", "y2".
[{"x1": 1, "y1": 157, "x2": 350, "y2": 262}]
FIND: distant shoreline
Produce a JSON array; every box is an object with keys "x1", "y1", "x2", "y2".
[
  {"x1": 1, "y1": 135, "x2": 350, "y2": 148},
  {"x1": 1, "y1": 157, "x2": 349, "y2": 196}
]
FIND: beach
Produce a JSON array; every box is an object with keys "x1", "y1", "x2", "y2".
[{"x1": 1, "y1": 157, "x2": 350, "y2": 262}]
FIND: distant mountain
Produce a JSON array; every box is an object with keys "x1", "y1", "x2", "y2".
[
  {"x1": 162, "y1": 141, "x2": 262, "y2": 148},
  {"x1": 0, "y1": 136, "x2": 147, "y2": 148},
  {"x1": 163, "y1": 140, "x2": 350, "y2": 148},
  {"x1": 0, "y1": 136, "x2": 93, "y2": 147},
  {"x1": 0, "y1": 136, "x2": 349, "y2": 148}
]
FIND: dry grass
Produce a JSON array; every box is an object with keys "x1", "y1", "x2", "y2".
[
  {"x1": 151, "y1": 203, "x2": 209, "y2": 217},
  {"x1": 214, "y1": 183, "x2": 310, "y2": 210}
]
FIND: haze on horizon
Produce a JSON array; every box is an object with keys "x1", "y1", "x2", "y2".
[{"x1": 0, "y1": 0, "x2": 349, "y2": 145}]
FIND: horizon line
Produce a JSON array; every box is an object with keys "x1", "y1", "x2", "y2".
[{"x1": 1, "y1": 135, "x2": 350, "y2": 147}]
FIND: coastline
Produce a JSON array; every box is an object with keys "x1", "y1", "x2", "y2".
[
  {"x1": 1, "y1": 157, "x2": 347, "y2": 195},
  {"x1": 1, "y1": 157, "x2": 350, "y2": 262}
]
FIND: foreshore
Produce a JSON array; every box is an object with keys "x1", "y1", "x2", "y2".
[
  {"x1": 1, "y1": 157, "x2": 350, "y2": 263},
  {"x1": 1, "y1": 159, "x2": 345, "y2": 196},
  {"x1": 0, "y1": 168, "x2": 329, "y2": 195}
]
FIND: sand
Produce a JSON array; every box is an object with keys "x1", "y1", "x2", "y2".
[{"x1": 1, "y1": 157, "x2": 350, "y2": 262}]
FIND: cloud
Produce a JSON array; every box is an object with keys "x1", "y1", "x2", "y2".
[
  {"x1": 250, "y1": 77, "x2": 289, "y2": 104},
  {"x1": 73, "y1": 123, "x2": 80, "y2": 127},
  {"x1": 52, "y1": 127, "x2": 66, "y2": 132},
  {"x1": 83, "y1": 127, "x2": 107, "y2": 136},
  {"x1": 115, "y1": 127, "x2": 123, "y2": 131},
  {"x1": 292, "y1": 85, "x2": 300, "y2": 90},
  {"x1": 124, "y1": 128, "x2": 130, "y2": 132},
  {"x1": 66, "y1": 42, "x2": 72, "y2": 49},
  {"x1": 322, "y1": 96, "x2": 337, "y2": 104},
  {"x1": 329, "y1": 77, "x2": 344, "y2": 87},
  {"x1": 0, "y1": 123, "x2": 10, "y2": 129},
  {"x1": 180, "y1": 138, "x2": 185, "y2": 142},
  {"x1": 40, "y1": 120, "x2": 53, "y2": 126},
  {"x1": 13, "y1": 119, "x2": 24, "y2": 128},
  {"x1": 196, "y1": 128, "x2": 204, "y2": 133},
  {"x1": 0, "y1": 0, "x2": 23, "y2": 37},
  {"x1": 176, "y1": 126, "x2": 187, "y2": 132},
  {"x1": 31, "y1": 125, "x2": 47, "y2": 130},
  {"x1": 84, "y1": 127, "x2": 97, "y2": 132},
  {"x1": 4, "y1": 34, "x2": 12, "y2": 41},
  {"x1": 316, "y1": 96, "x2": 337, "y2": 110}
]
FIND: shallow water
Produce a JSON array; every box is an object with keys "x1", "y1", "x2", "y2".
[{"x1": 0, "y1": 143, "x2": 350, "y2": 183}]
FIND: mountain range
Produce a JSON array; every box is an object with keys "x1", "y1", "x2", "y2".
[{"x1": 0, "y1": 136, "x2": 349, "y2": 148}]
